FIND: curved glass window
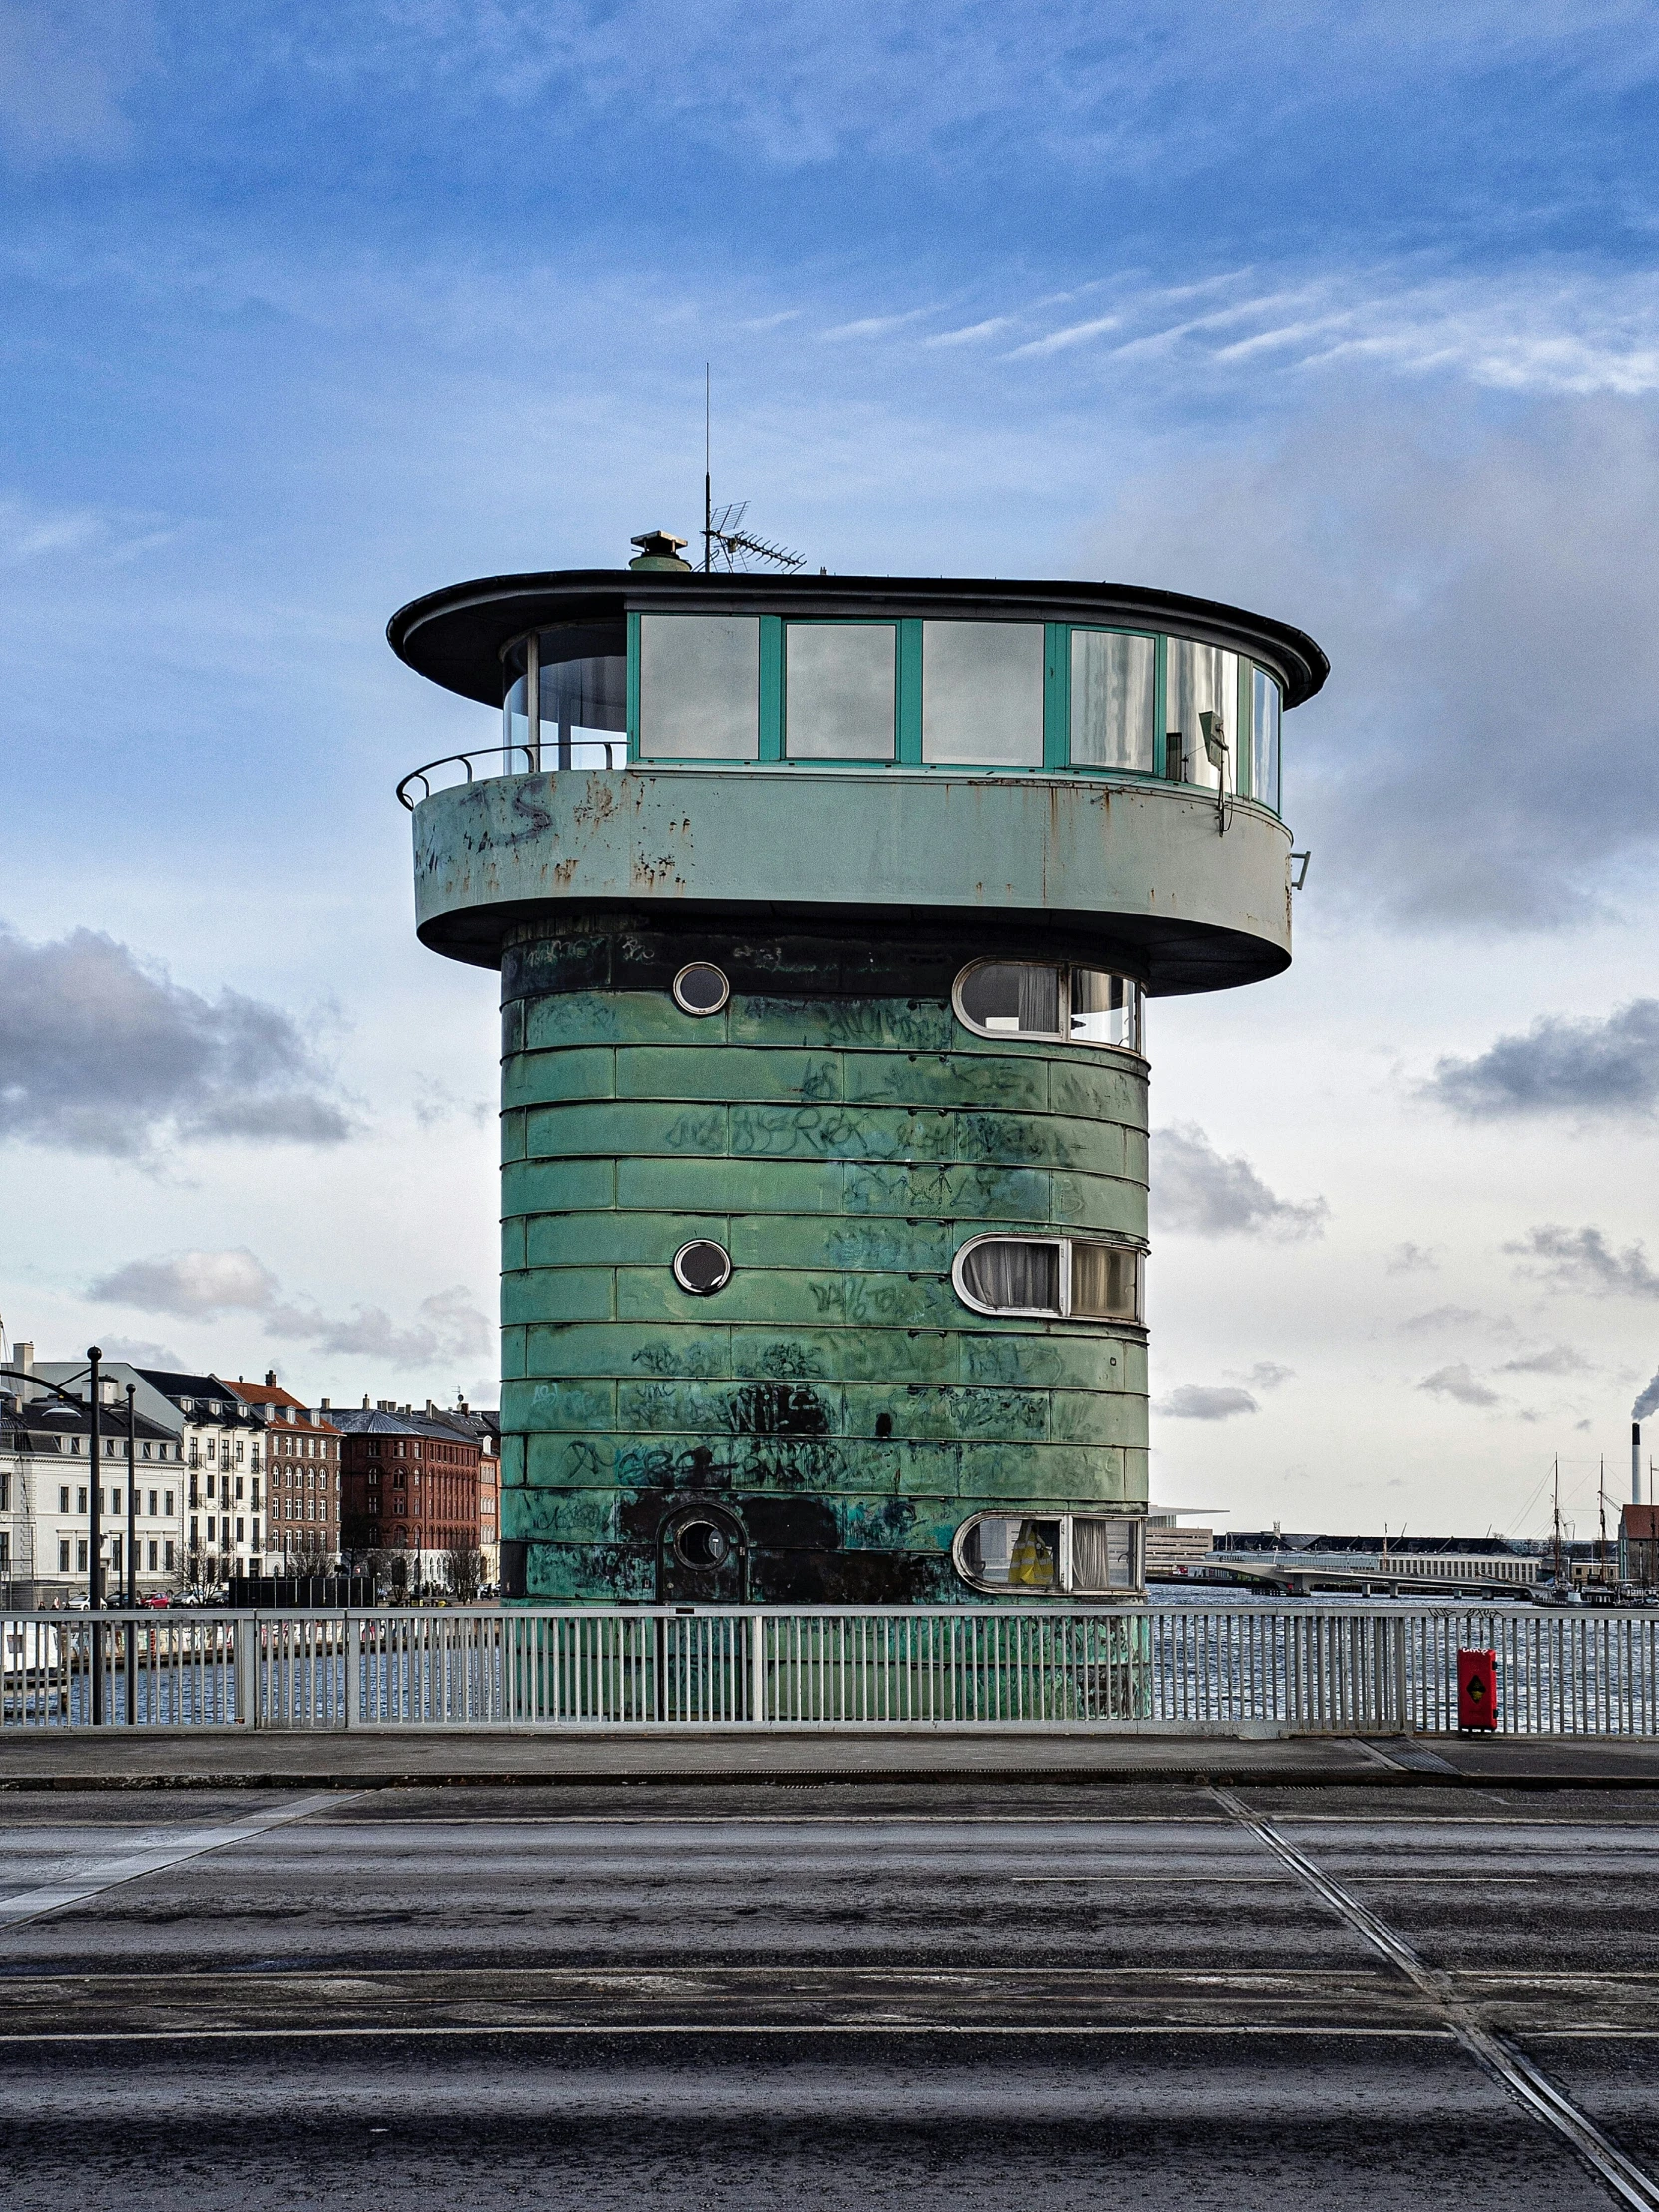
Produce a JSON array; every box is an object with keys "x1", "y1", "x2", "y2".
[
  {"x1": 501, "y1": 646, "x2": 627, "y2": 768},
  {"x1": 639, "y1": 614, "x2": 760, "y2": 760},
  {"x1": 953, "y1": 1235, "x2": 1143, "y2": 1323},
  {"x1": 922, "y1": 621, "x2": 1043, "y2": 765},
  {"x1": 954, "y1": 960, "x2": 1143, "y2": 1054},
  {"x1": 1250, "y1": 665, "x2": 1282, "y2": 813},
  {"x1": 785, "y1": 623, "x2": 895, "y2": 759},
  {"x1": 1164, "y1": 639, "x2": 1238, "y2": 792},
  {"x1": 541, "y1": 651, "x2": 626, "y2": 768},
  {"x1": 1071, "y1": 629, "x2": 1156, "y2": 771},
  {"x1": 955, "y1": 1512, "x2": 1143, "y2": 1595}
]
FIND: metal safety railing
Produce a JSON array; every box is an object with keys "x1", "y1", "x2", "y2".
[
  {"x1": 8, "y1": 1604, "x2": 1659, "y2": 1735},
  {"x1": 396, "y1": 740, "x2": 626, "y2": 809}
]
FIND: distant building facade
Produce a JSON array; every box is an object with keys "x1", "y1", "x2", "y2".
[
  {"x1": 1621, "y1": 1506, "x2": 1659, "y2": 1585},
  {"x1": 333, "y1": 1402, "x2": 486, "y2": 1589},
  {"x1": 225, "y1": 1372, "x2": 339, "y2": 1570},
  {"x1": 0, "y1": 1371, "x2": 183, "y2": 1604}
]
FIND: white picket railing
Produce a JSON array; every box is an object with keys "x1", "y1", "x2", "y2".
[{"x1": 6, "y1": 1604, "x2": 1659, "y2": 1735}]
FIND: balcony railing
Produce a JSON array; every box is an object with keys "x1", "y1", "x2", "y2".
[{"x1": 397, "y1": 741, "x2": 626, "y2": 810}]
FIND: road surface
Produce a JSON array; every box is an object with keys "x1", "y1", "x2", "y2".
[{"x1": 2, "y1": 1774, "x2": 1657, "y2": 2208}]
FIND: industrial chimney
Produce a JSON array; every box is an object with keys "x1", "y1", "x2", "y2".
[{"x1": 1636, "y1": 1421, "x2": 1644, "y2": 1508}]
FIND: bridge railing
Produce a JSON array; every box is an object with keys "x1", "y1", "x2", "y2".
[{"x1": 5, "y1": 1603, "x2": 1659, "y2": 1735}]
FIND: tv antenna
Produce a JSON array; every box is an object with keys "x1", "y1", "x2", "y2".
[{"x1": 702, "y1": 366, "x2": 805, "y2": 575}]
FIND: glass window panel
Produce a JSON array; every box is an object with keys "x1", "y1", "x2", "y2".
[
  {"x1": 1007, "y1": 1518, "x2": 1061, "y2": 1588},
  {"x1": 965, "y1": 1515, "x2": 1060, "y2": 1588},
  {"x1": 502, "y1": 671, "x2": 528, "y2": 758},
  {"x1": 1071, "y1": 1517, "x2": 1136, "y2": 1592},
  {"x1": 964, "y1": 1515, "x2": 1017, "y2": 1583},
  {"x1": 1070, "y1": 631, "x2": 1156, "y2": 771},
  {"x1": 638, "y1": 615, "x2": 760, "y2": 759},
  {"x1": 958, "y1": 962, "x2": 1062, "y2": 1036},
  {"x1": 1164, "y1": 640, "x2": 1238, "y2": 791},
  {"x1": 1070, "y1": 971, "x2": 1142, "y2": 1052},
  {"x1": 921, "y1": 621, "x2": 1044, "y2": 765},
  {"x1": 785, "y1": 624, "x2": 896, "y2": 759},
  {"x1": 1069, "y1": 1242, "x2": 1139, "y2": 1321},
  {"x1": 1251, "y1": 665, "x2": 1282, "y2": 814},
  {"x1": 961, "y1": 1238, "x2": 1061, "y2": 1313},
  {"x1": 540, "y1": 647, "x2": 627, "y2": 769}
]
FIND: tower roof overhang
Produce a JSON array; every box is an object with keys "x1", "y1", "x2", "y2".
[{"x1": 387, "y1": 569, "x2": 1329, "y2": 711}]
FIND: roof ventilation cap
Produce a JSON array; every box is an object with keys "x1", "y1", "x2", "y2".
[{"x1": 628, "y1": 529, "x2": 691, "y2": 575}]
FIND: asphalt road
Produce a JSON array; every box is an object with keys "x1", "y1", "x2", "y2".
[{"x1": 2, "y1": 1777, "x2": 1657, "y2": 2208}]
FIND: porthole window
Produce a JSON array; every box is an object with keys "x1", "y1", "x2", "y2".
[
  {"x1": 674, "y1": 1518, "x2": 732, "y2": 1570},
  {"x1": 953, "y1": 1234, "x2": 1142, "y2": 1323},
  {"x1": 954, "y1": 960, "x2": 1143, "y2": 1054},
  {"x1": 673, "y1": 1239, "x2": 732, "y2": 1296},
  {"x1": 956, "y1": 1512, "x2": 1142, "y2": 1595},
  {"x1": 672, "y1": 962, "x2": 730, "y2": 1016}
]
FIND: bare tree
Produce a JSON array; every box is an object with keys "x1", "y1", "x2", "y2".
[
  {"x1": 280, "y1": 1531, "x2": 337, "y2": 1580},
  {"x1": 445, "y1": 1547, "x2": 487, "y2": 1603}
]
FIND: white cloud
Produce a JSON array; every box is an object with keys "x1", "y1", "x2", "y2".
[
  {"x1": 0, "y1": 922, "x2": 355, "y2": 1160},
  {"x1": 88, "y1": 1247, "x2": 491, "y2": 1369},
  {"x1": 89, "y1": 1248, "x2": 278, "y2": 1317},
  {"x1": 1153, "y1": 1124, "x2": 1328, "y2": 1240},
  {"x1": 1154, "y1": 1383, "x2": 1259, "y2": 1420},
  {"x1": 1426, "y1": 1000, "x2": 1659, "y2": 1119},
  {"x1": 1506, "y1": 1225, "x2": 1659, "y2": 1300},
  {"x1": 1418, "y1": 1363, "x2": 1501, "y2": 1408}
]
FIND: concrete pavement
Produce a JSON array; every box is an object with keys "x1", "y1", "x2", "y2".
[
  {"x1": 3, "y1": 1757, "x2": 1659, "y2": 2206},
  {"x1": 4, "y1": 1725, "x2": 1659, "y2": 1790}
]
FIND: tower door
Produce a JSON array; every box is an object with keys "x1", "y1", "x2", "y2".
[{"x1": 658, "y1": 1504, "x2": 748, "y2": 1604}]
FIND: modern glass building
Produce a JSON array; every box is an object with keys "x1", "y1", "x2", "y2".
[{"x1": 389, "y1": 540, "x2": 1326, "y2": 1605}]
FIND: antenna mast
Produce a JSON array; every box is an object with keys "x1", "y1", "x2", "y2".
[{"x1": 703, "y1": 364, "x2": 712, "y2": 575}]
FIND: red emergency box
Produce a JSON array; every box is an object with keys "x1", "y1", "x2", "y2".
[{"x1": 1457, "y1": 1647, "x2": 1498, "y2": 1731}]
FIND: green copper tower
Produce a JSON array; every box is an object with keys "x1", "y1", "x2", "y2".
[{"x1": 390, "y1": 543, "x2": 1326, "y2": 1605}]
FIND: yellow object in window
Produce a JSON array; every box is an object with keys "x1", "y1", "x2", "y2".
[{"x1": 1008, "y1": 1520, "x2": 1055, "y2": 1587}]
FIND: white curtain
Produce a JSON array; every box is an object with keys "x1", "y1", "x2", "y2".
[
  {"x1": 1072, "y1": 1518, "x2": 1133, "y2": 1591},
  {"x1": 962, "y1": 1239, "x2": 1060, "y2": 1312}
]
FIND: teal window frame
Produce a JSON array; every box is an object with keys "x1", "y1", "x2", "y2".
[
  {"x1": 626, "y1": 609, "x2": 765, "y2": 767},
  {"x1": 1237, "y1": 657, "x2": 1254, "y2": 802},
  {"x1": 1057, "y1": 623, "x2": 1165, "y2": 781},
  {"x1": 622, "y1": 611, "x2": 1279, "y2": 804},
  {"x1": 913, "y1": 617, "x2": 1048, "y2": 774},
  {"x1": 781, "y1": 616, "x2": 902, "y2": 765}
]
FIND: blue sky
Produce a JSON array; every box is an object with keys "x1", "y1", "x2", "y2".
[{"x1": 7, "y1": 2, "x2": 1659, "y2": 1537}]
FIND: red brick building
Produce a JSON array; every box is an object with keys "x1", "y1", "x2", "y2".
[
  {"x1": 332, "y1": 1404, "x2": 484, "y2": 1584},
  {"x1": 226, "y1": 1372, "x2": 340, "y2": 1567}
]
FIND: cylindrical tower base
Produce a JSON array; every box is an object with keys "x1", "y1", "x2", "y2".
[{"x1": 498, "y1": 908, "x2": 1149, "y2": 1603}]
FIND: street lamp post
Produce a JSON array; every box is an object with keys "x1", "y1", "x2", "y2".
[
  {"x1": 125, "y1": 1385, "x2": 137, "y2": 1606},
  {"x1": 87, "y1": 1345, "x2": 103, "y2": 1725},
  {"x1": 0, "y1": 1357, "x2": 149, "y2": 1729},
  {"x1": 126, "y1": 1382, "x2": 138, "y2": 1726}
]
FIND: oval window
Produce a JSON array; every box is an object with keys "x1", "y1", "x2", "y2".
[
  {"x1": 672, "y1": 962, "x2": 730, "y2": 1016},
  {"x1": 954, "y1": 960, "x2": 1143, "y2": 1054},
  {"x1": 953, "y1": 1234, "x2": 1142, "y2": 1323},
  {"x1": 673, "y1": 1239, "x2": 732, "y2": 1296}
]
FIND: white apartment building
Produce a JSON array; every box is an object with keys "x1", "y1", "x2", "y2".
[
  {"x1": 33, "y1": 1356, "x2": 272, "y2": 1588},
  {"x1": 2, "y1": 1346, "x2": 186, "y2": 1603}
]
